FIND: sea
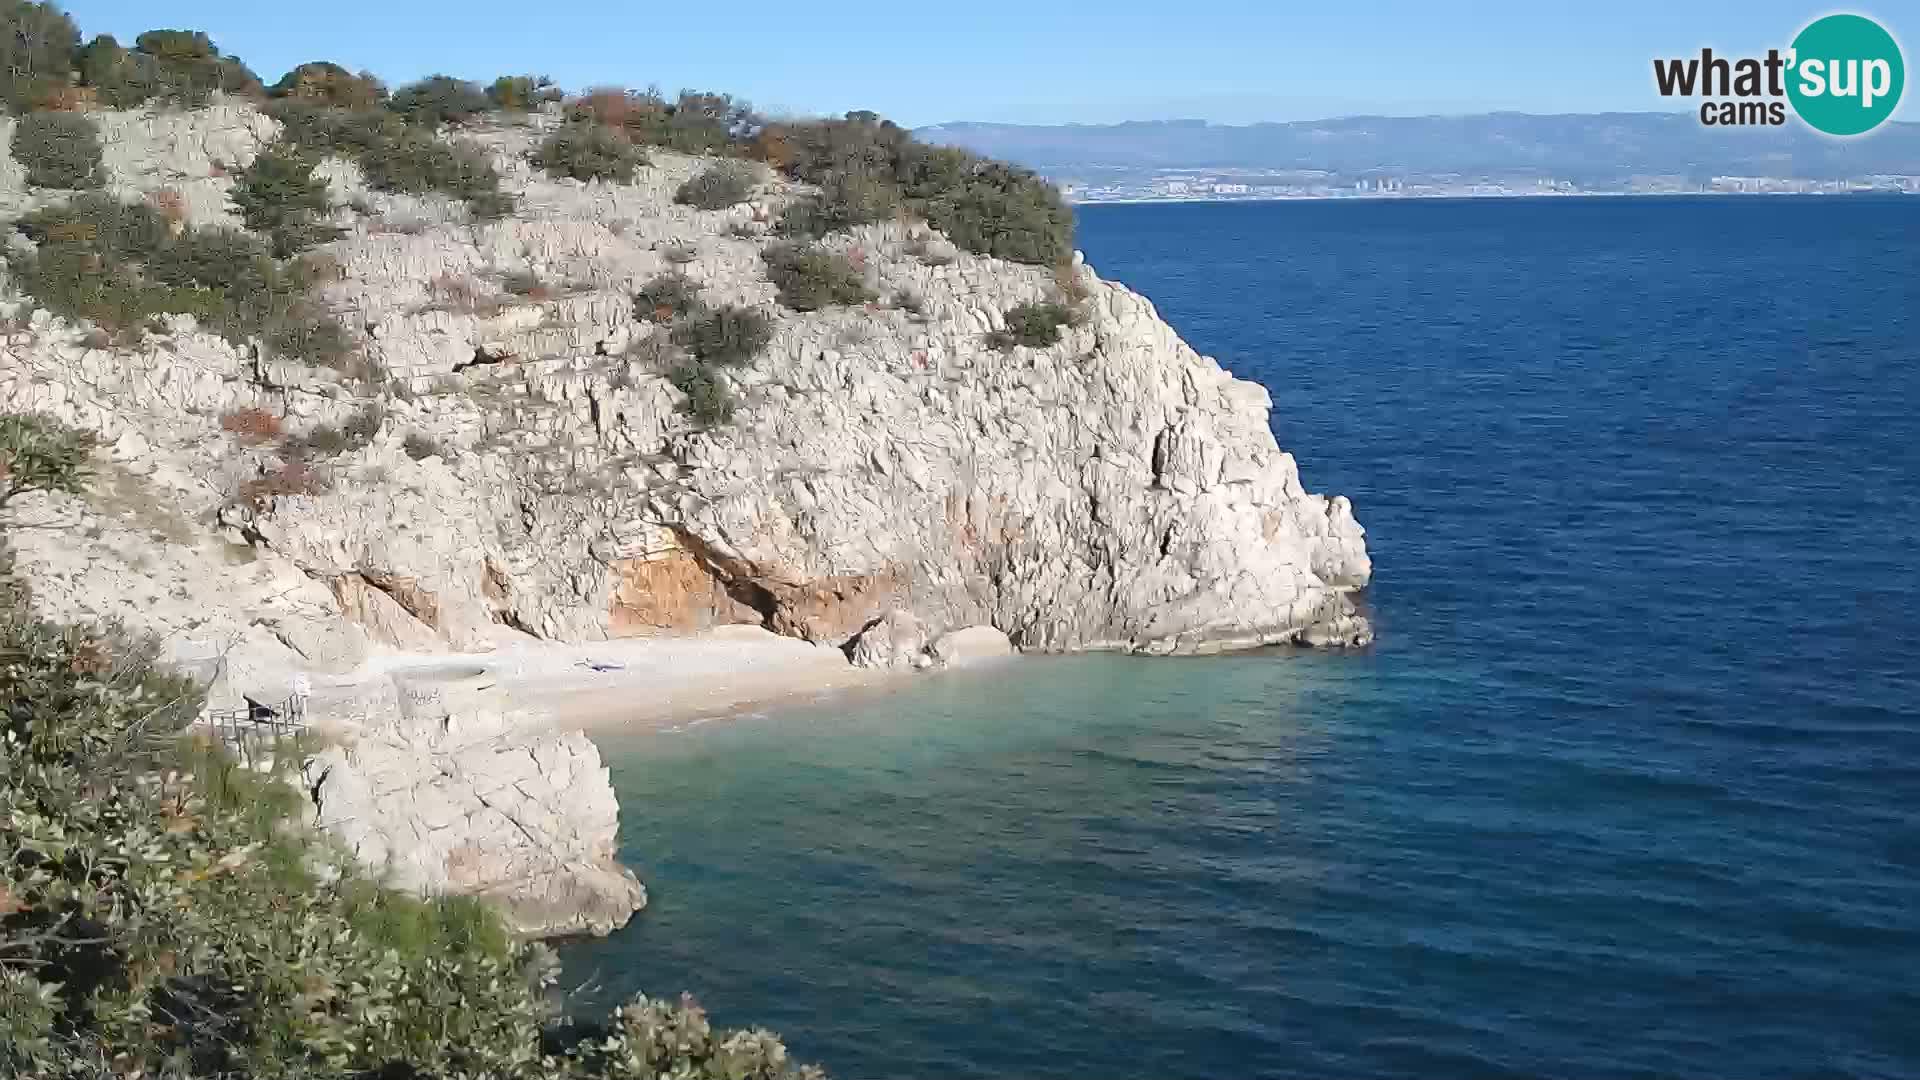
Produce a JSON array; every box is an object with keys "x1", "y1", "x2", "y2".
[{"x1": 561, "y1": 196, "x2": 1920, "y2": 1080}]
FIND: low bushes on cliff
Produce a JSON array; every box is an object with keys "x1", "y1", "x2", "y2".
[
  {"x1": 568, "y1": 87, "x2": 755, "y2": 156},
  {"x1": 762, "y1": 112, "x2": 1075, "y2": 266},
  {"x1": 667, "y1": 360, "x2": 736, "y2": 426},
  {"x1": 230, "y1": 146, "x2": 339, "y2": 255},
  {"x1": 9, "y1": 110, "x2": 102, "y2": 189},
  {"x1": 635, "y1": 272, "x2": 703, "y2": 323},
  {"x1": 988, "y1": 300, "x2": 1080, "y2": 350},
  {"x1": 531, "y1": 121, "x2": 646, "y2": 183},
  {"x1": 0, "y1": 418, "x2": 823, "y2": 1077},
  {"x1": 671, "y1": 303, "x2": 772, "y2": 367},
  {"x1": 675, "y1": 160, "x2": 756, "y2": 210},
  {"x1": 9, "y1": 192, "x2": 356, "y2": 367},
  {"x1": 389, "y1": 73, "x2": 495, "y2": 127},
  {"x1": 659, "y1": 304, "x2": 772, "y2": 427},
  {"x1": 762, "y1": 241, "x2": 873, "y2": 311},
  {"x1": 0, "y1": 1, "x2": 79, "y2": 113},
  {"x1": 488, "y1": 73, "x2": 561, "y2": 112},
  {"x1": 269, "y1": 60, "x2": 387, "y2": 108},
  {"x1": 360, "y1": 128, "x2": 513, "y2": 217},
  {"x1": 265, "y1": 99, "x2": 513, "y2": 219},
  {"x1": 0, "y1": 411, "x2": 94, "y2": 510},
  {"x1": 73, "y1": 28, "x2": 260, "y2": 108}
]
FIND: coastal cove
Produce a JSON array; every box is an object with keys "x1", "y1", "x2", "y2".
[{"x1": 560, "y1": 196, "x2": 1920, "y2": 1080}]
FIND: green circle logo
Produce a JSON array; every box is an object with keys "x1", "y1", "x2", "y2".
[{"x1": 1787, "y1": 14, "x2": 1905, "y2": 136}]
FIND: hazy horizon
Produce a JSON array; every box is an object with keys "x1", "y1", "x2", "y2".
[{"x1": 60, "y1": 0, "x2": 1915, "y2": 128}]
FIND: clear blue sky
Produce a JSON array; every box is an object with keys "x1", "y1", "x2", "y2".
[{"x1": 60, "y1": 0, "x2": 1915, "y2": 126}]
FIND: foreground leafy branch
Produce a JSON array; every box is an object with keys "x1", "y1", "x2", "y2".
[{"x1": 0, "y1": 412, "x2": 823, "y2": 1078}]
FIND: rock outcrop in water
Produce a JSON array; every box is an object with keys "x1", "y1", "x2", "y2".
[{"x1": 0, "y1": 101, "x2": 1370, "y2": 933}]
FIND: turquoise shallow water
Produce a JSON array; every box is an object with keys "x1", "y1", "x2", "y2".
[{"x1": 563, "y1": 197, "x2": 1920, "y2": 1079}]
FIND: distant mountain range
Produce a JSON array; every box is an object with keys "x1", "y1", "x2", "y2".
[{"x1": 916, "y1": 113, "x2": 1920, "y2": 183}]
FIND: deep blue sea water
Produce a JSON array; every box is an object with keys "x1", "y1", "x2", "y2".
[{"x1": 562, "y1": 197, "x2": 1920, "y2": 1079}]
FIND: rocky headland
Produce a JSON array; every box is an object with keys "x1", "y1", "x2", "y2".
[{"x1": 1, "y1": 100, "x2": 1370, "y2": 938}]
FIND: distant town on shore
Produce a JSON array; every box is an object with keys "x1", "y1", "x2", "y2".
[{"x1": 916, "y1": 113, "x2": 1920, "y2": 203}]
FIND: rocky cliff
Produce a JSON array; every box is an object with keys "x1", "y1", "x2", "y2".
[{"x1": 0, "y1": 101, "x2": 1370, "y2": 934}]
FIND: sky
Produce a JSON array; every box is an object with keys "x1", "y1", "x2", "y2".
[{"x1": 61, "y1": 0, "x2": 1915, "y2": 127}]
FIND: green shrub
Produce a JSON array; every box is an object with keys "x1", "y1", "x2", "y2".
[
  {"x1": 762, "y1": 241, "x2": 873, "y2": 311},
  {"x1": 531, "y1": 121, "x2": 644, "y2": 183},
  {"x1": 502, "y1": 269, "x2": 546, "y2": 296},
  {"x1": 671, "y1": 304, "x2": 771, "y2": 367},
  {"x1": 230, "y1": 146, "x2": 339, "y2": 255},
  {"x1": 261, "y1": 100, "x2": 509, "y2": 218},
  {"x1": 129, "y1": 28, "x2": 260, "y2": 105},
  {"x1": 264, "y1": 99, "x2": 404, "y2": 156},
  {"x1": 15, "y1": 192, "x2": 168, "y2": 258},
  {"x1": 283, "y1": 404, "x2": 381, "y2": 459},
  {"x1": 360, "y1": 129, "x2": 501, "y2": 200},
  {"x1": 269, "y1": 60, "x2": 386, "y2": 108},
  {"x1": 9, "y1": 193, "x2": 356, "y2": 367},
  {"x1": 145, "y1": 225, "x2": 275, "y2": 294},
  {"x1": 262, "y1": 304, "x2": 355, "y2": 369},
  {"x1": 75, "y1": 28, "x2": 259, "y2": 109},
  {"x1": 73, "y1": 33, "x2": 158, "y2": 108},
  {"x1": 0, "y1": 412, "x2": 94, "y2": 510},
  {"x1": 0, "y1": 525, "x2": 822, "y2": 1078},
  {"x1": 675, "y1": 160, "x2": 756, "y2": 210},
  {"x1": 0, "y1": 1, "x2": 80, "y2": 113},
  {"x1": 10, "y1": 111, "x2": 103, "y2": 189},
  {"x1": 388, "y1": 74, "x2": 494, "y2": 127},
  {"x1": 988, "y1": 300, "x2": 1079, "y2": 350},
  {"x1": 487, "y1": 74, "x2": 559, "y2": 111},
  {"x1": 764, "y1": 113, "x2": 1074, "y2": 265},
  {"x1": 402, "y1": 431, "x2": 449, "y2": 460},
  {"x1": 668, "y1": 361, "x2": 735, "y2": 426},
  {"x1": 572, "y1": 88, "x2": 754, "y2": 155},
  {"x1": 466, "y1": 186, "x2": 516, "y2": 221},
  {"x1": 635, "y1": 273, "x2": 702, "y2": 322}
]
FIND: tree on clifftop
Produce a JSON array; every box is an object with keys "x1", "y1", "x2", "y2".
[
  {"x1": 0, "y1": 0, "x2": 80, "y2": 113},
  {"x1": 270, "y1": 60, "x2": 388, "y2": 108}
]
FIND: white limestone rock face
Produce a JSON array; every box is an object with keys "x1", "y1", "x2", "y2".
[
  {"x1": 302, "y1": 670, "x2": 646, "y2": 938},
  {"x1": 1, "y1": 102, "x2": 1370, "y2": 659},
  {"x1": 0, "y1": 101, "x2": 1374, "y2": 933},
  {"x1": 929, "y1": 625, "x2": 1015, "y2": 668},
  {"x1": 848, "y1": 609, "x2": 930, "y2": 670},
  {"x1": 242, "y1": 114, "x2": 1369, "y2": 657}
]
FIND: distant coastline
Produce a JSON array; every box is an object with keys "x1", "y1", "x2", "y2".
[{"x1": 1070, "y1": 188, "x2": 1918, "y2": 207}]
